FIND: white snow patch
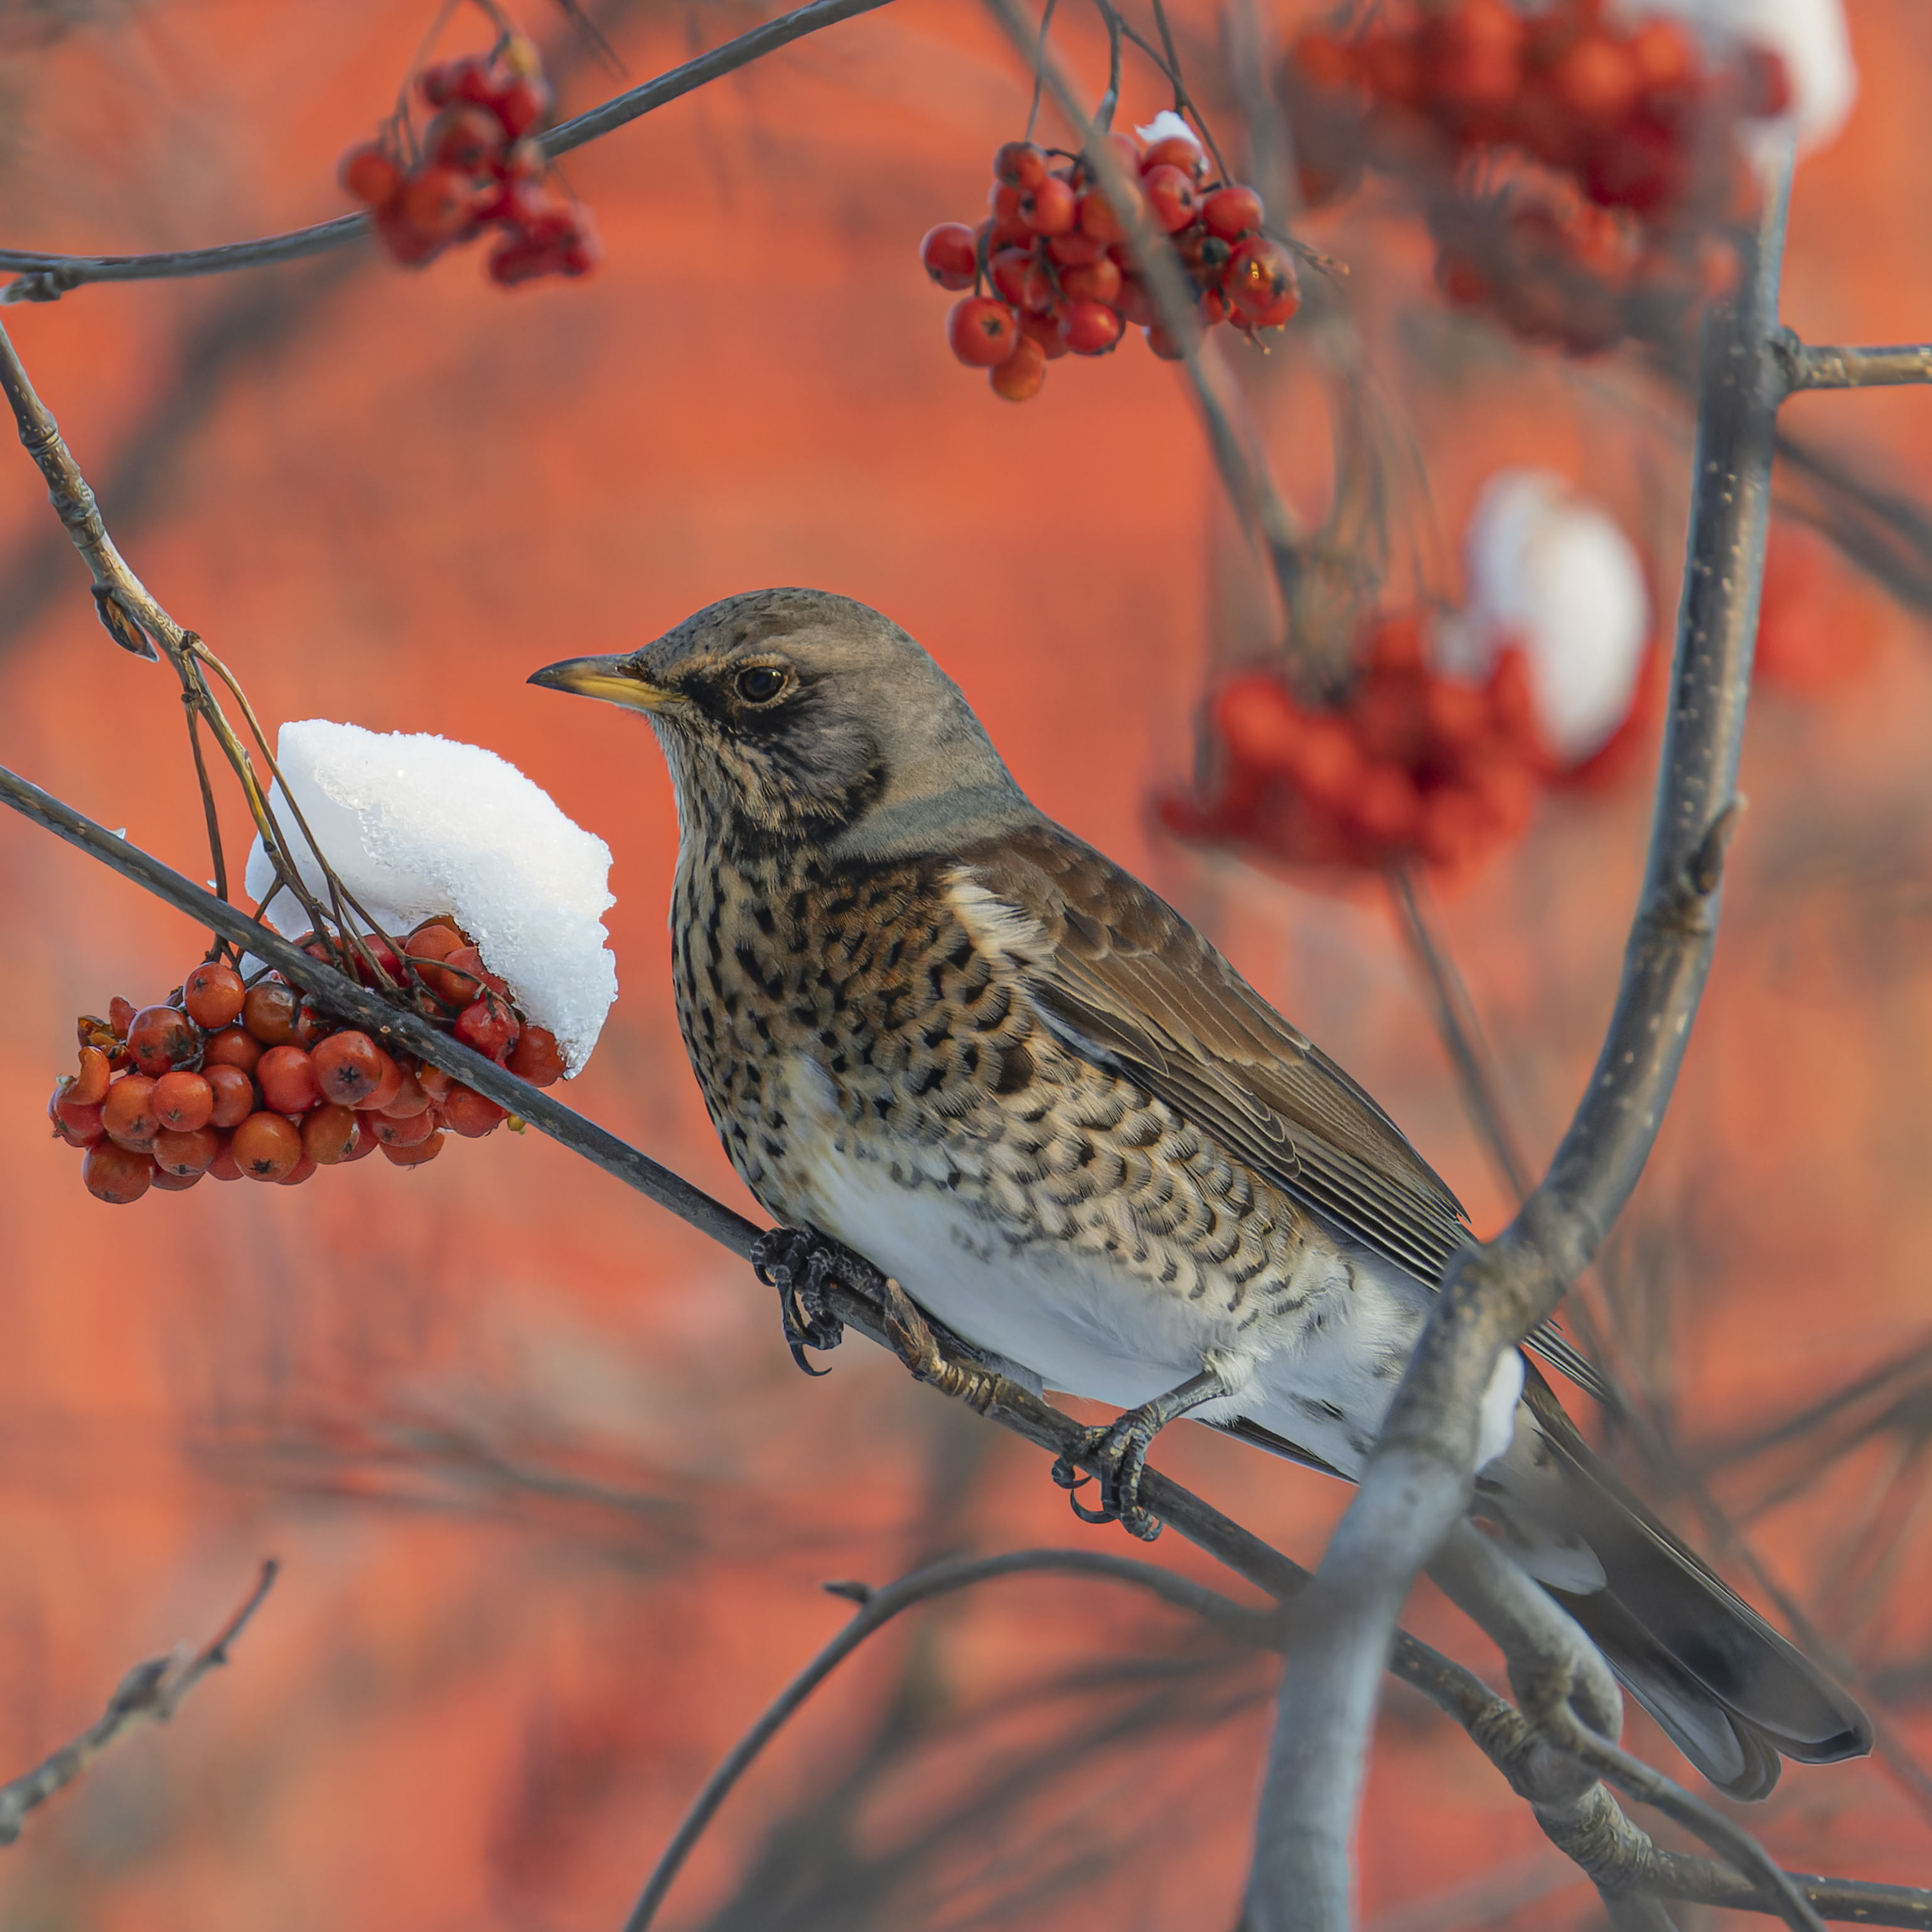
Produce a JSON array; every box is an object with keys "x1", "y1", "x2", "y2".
[
  {"x1": 1133, "y1": 110, "x2": 1196, "y2": 148},
  {"x1": 242, "y1": 720, "x2": 617, "y2": 1074},
  {"x1": 1432, "y1": 469, "x2": 1650, "y2": 766},
  {"x1": 1621, "y1": 0, "x2": 1855, "y2": 154}
]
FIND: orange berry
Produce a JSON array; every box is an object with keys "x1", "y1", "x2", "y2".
[
  {"x1": 312, "y1": 1030, "x2": 385, "y2": 1106},
  {"x1": 83, "y1": 1141, "x2": 154, "y2": 1205},
  {"x1": 378, "y1": 1065, "x2": 433, "y2": 1119},
  {"x1": 990, "y1": 333, "x2": 1048, "y2": 402},
  {"x1": 380, "y1": 1130, "x2": 446, "y2": 1168},
  {"x1": 205, "y1": 1063, "x2": 255, "y2": 1129},
  {"x1": 507, "y1": 1025, "x2": 567, "y2": 1088},
  {"x1": 207, "y1": 1135, "x2": 244, "y2": 1183},
  {"x1": 276, "y1": 1152, "x2": 319, "y2": 1188},
  {"x1": 303, "y1": 1104, "x2": 362, "y2": 1166},
  {"x1": 151, "y1": 1070, "x2": 214, "y2": 1131},
  {"x1": 69, "y1": 1046, "x2": 112, "y2": 1108},
  {"x1": 372, "y1": 1107, "x2": 439, "y2": 1148},
  {"x1": 150, "y1": 1165, "x2": 205, "y2": 1193},
  {"x1": 127, "y1": 1004, "x2": 203, "y2": 1078},
  {"x1": 102, "y1": 1075, "x2": 162, "y2": 1149},
  {"x1": 153, "y1": 1125, "x2": 221, "y2": 1176},
  {"x1": 203, "y1": 1026, "x2": 264, "y2": 1073},
  {"x1": 242, "y1": 982, "x2": 301, "y2": 1045},
  {"x1": 183, "y1": 962, "x2": 247, "y2": 1029},
  {"x1": 441, "y1": 1085, "x2": 508, "y2": 1139},
  {"x1": 356, "y1": 1051, "x2": 405, "y2": 1114},
  {"x1": 257, "y1": 1045, "x2": 323, "y2": 1114},
  {"x1": 233, "y1": 1112, "x2": 303, "y2": 1181}
]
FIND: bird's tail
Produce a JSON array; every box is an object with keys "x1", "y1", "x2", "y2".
[{"x1": 1486, "y1": 1369, "x2": 1871, "y2": 1801}]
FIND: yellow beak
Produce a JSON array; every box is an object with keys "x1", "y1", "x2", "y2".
[{"x1": 527, "y1": 654, "x2": 683, "y2": 713}]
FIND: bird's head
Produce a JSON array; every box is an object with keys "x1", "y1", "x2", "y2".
[{"x1": 530, "y1": 588, "x2": 1036, "y2": 862}]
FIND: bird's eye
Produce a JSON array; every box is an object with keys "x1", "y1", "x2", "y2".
[{"x1": 734, "y1": 666, "x2": 788, "y2": 704}]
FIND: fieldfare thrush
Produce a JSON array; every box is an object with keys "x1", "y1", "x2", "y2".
[{"x1": 532, "y1": 586, "x2": 1869, "y2": 1800}]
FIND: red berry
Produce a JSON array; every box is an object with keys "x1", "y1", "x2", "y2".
[
  {"x1": 242, "y1": 982, "x2": 300, "y2": 1046},
  {"x1": 419, "y1": 54, "x2": 485, "y2": 108},
  {"x1": 1223, "y1": 236, "x2": 1301, "y2": 326},
  {"x1": 346, "y1": 1118, "x2": 383, "y2": 1162},
  {"x1": 151, "y1": 1070, "x2": 214, "y2": 1132},
  {"x1": 372, "y1": 1105, "x2": 440, "y2": 1148},
  {"x1": 1115, "y1": 276, "x2": 1156, "y2": 326},
  {"x1": 1059, "y1": 299, "x2": 1125, "y2": 355},
  {"x1": 1201, "y1": 185, "x2": 1265, "y2": 240},
  {"x1": 233, "y1": 1112, "x2": 303, "y2": 1182},
  {"x1": 276, "y1": 1152, "x2": 319, "y2": 1188},
  {"x1": 1548, "y1": 35, "x2": 1641, "y2": 128},
  {"x1": 492, "y1": 73, "x2": 552, "y2": 139},
  {"x1": 441, "y1": 1084, "x2": 510, "y2": 1138},
  {"x1": 208, "y1": 1137, "x2": 243, "y2": 1183},
  {"x1": 994, "y1": 141, "x2": 1050, "y2": 188},
  {"x1": 1047, "y1": 230, "x2": 1108, "y2": 267},
  {"x1": 350, "y1": 937, "x2": 404, "y2": 990},
  {"x1": 1141, "y1": 164, "x2": 1199, "y2": 233},
  {"x1": 340, "y1": 144, "x2": 402, "y2": 207},
  {"x1": 405, "y1": 923, "x2": 471, "y2": 1006},
  {"x1": 126, "y1": 1004, "x2": 202, "y2": 1078},
  {"x1": 108, "y1": 997, "x2": 137, "y2": 1039},
  {"x1": 507, "y1": 1025, "x2": 567, "y2": 1087},
  {"x1": 49, "y1": 1090, "x2": 104, "y2": 1147},
  {"x1": 947, "y1": 297, "x2": 1022, "y2": 367},
  {"x1": 397, "y1": 166, "x2": 477, "y2": 241},
  {"x1": 920, "y1": 222, "x2": 979, "y2": 291},
  {"x1": 1076, "y1": 186, "x2": 1139, "y2": 245},
  {"x1": 151, "y1": 1165, "x2": 205, "y2": 1193},
  {"x1": 357, "y1": 1051, "x2": 405, "y2": 1115},
  {"x1": 990, "y1": 245, "x2": 1042, "y2": 309},
  {"x1": 153, "y1": 1125, "x2": 220, "y2": 1176},
  {"x1": 1144, "y1": 323, "x2": 1186, "y2": 360},
  {"x1": 257, "y1": 1045, "x2": 323, "y2": 1115},
  {"x1": 313, "y1": 1030, "x2": 385, "y2": 1107},
  {"x1": 183, "y1": 962, "x2": 245, "y2": 1029},
  {"x1": 427, "y1": 104, "x2": 505, "y2": 174},
  {"x1": 204, "y1": 1063, "x2": 255, "y2": 1129},
  {"x1": 102, "y1": 1075, "x2": 161, "y2": 1149},
  {"x1": 1019, "y1": 175, "x2": 1077, "y2": 236},
  {"x1": 454, "y1": 995, "x2": 520, "y2": 1062},
  {"x1": 1061, "y1": 256, "x2": 1122, "y2": 306},
  {"x1": 380, "y1": 1131, "x2": 446, "y2": 1169},
  {"x1": 203, "y1": 1025, "x2": 264, "y2": 1074},
  {"x1": 990, "y1": 333, "x2": 1048, "y2": 402},
  {"x1": 1017, "y1": 309, "x2": 1071, "y2": 360},
  {"x1": 83, "y1": 1141, "x2": 154, "y2": 1205},
  {"x1": 1140, "y1": 133, "x2": 1208, "y2": 182},
  {"x1": 303, "y1": 1103, "x2": 362, "y2": 1166}
]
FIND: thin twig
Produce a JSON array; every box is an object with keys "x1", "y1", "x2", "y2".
[
  {"x1": 1782, "y1": 340, "x2": 1932, "y2": 392},
  {"x1": 0, "y1": 0, "x2": 897, "y2": 301},
  {"x1": 623, "y1": 1548, "x2": 1273, "y2": 1931},
  {"x1": 0, "y1": 1560, "x2": 277, "y2": 1846},
  {"x1": 1242, "y1": 136, "x2": 1800, "y2": 1932}
]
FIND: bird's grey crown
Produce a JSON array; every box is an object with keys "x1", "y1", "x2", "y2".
[{"x1": 639, "y1": 588, "x2": 1043, "y2": 862}]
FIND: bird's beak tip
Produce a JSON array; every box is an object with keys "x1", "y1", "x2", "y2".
[{"x1": 528, "y1": 655, "x2": 679, "y2": 712}]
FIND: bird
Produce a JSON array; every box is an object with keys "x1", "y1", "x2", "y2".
[{"x1": 530, "y1": 585, "x2": 1870, "y2": 1801}]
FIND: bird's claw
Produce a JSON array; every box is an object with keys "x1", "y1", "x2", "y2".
[
  {"x1": 751, "y1": 1226, "x2": 848, "y2": 1375},
  {"x1": 1051, "y1": 1413, "x2": 1164, "y2": 1543}
]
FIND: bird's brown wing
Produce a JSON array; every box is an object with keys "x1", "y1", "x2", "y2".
[
  {"x1": 953, "y1": 823, "x2": 1610, "y2": 1403},
  {"x1": 953, "y1": 823, "x2": 1473, "y2": 1286}
]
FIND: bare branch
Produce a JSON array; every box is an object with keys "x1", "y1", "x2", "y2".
[
  {"x1": 0, "y1": 1560, "x2": 277, "y2": 1847},
  {"x1": 0, "y1": 0, "x2": 896, "y2": 301},
  {"x1": 1782, "y1": 340, "x2": 1932, "y2": 392},
  {"x1": 1243, "y1": 137, "x2": 1799, "y2": 1932},
  {"x1": 623, "y1": 1548, "x2": 1273, "y2": 1931}
]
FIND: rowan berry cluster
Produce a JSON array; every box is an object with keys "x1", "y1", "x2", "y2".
[
  {"x1": 48, "y1": 917, "x2": 567, "y2": 1206},
  {"x1": 1284, "y1": 0, "x2": 1788, "y2": 353},
  {"x1": 919, "y1": 123, "x2": 1300, "y2": 402},
  {"x1": 1160, "y1": 614, "x2": 1547, "y2": 875},
  {"x1": 338, "y1": 40, "x2": 600, "y2": 286}
]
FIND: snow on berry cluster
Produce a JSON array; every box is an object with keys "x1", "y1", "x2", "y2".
[
  {"x1": 1284, "y1": 0, "x2": 1791, "y2": 353},
  {"x1": 918, "y1": 113, "x2": 1301, "y2": 402},
  {"x1": 49, "y1": 931, "x2": 572, "y2": 1205},
  {"x1": 338, "y1": 38, "x2": 600, "y2": 286},
  {"x1": 1162, "y1": 471, "x2": 1654, "y2": 877}
]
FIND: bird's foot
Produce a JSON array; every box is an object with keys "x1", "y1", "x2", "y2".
[
  {"x1": 751, "y1": 1226, "x2": 852, "y2": 1375},
  {"x1": 1051, "y1": 1407, "x2": 1166, "y2": 1544}
]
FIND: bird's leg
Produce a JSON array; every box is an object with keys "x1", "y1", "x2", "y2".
[
  {"x1": 1051, "y1": 1366, "x2": 1236, "y2": 1543},
  {"x1": 750, "y1": 1225, "x2": 857, "y2": 1375}
]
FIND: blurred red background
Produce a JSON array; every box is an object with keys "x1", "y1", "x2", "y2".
[{"x1": 1, "y1": 1, "x2": 1930, "y2": 1925}]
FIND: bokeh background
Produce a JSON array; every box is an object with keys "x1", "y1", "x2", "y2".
[{"x1": 1, "y1": 1, "x2": 1931, "y2": 1925}]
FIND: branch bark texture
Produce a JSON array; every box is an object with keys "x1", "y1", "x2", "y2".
[{"x1": 1242, "y1": 147, "x2": 1796, "y2": 1932}]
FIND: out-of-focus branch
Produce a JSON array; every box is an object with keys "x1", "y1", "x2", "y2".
[
  {"x1": 1781, "y1": 340, "x2": 1932, "y2": 392},
  {"x1": 0, "y1": 1560, "x2": 277, "y2": 1847},
  {"x1": 1243, "y1": 141, "x2": 1798, "y2": 1932},
  {"x1": 0, "y1": 0, "x2": 896, "y2": 301},
  {"x1": 624, "y1": 1548, "x2": 1274, "y2": 1931}
]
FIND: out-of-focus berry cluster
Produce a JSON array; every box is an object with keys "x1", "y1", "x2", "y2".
[
  {"x1": 1284, "y1": 0, "x2": 1789, "y2": 353},
  {"x1": 918, "y1": 117, "x2": 1301, "y2": 401},
  {"x1": 339, "y1": 39, "x2": 600, "y2": 286}
]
